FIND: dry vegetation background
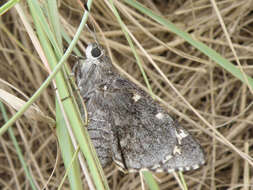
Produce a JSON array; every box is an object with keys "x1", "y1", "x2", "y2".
[{"x1": 0, "y1": 0, "x2": 253, "y2": 189}]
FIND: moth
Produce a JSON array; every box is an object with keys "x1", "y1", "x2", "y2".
[{"x1": 74, "y1": 43, "x2": 205, "y2": 173}]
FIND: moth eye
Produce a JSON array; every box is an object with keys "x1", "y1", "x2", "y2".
[
  {"x1": 86, "y1": 43, "x2": 103, "y2": 59},
  {"x1": 91, "y1": 46, "x2": 101, "y2": 58}
]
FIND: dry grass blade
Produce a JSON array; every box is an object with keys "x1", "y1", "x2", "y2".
[{"x1": 0, "y1": 89, "x2": 54, "y2": 124}]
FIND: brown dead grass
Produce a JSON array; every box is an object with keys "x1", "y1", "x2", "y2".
[{"x1": 0, "y1": 0, "x2": 253, "y2": 189}]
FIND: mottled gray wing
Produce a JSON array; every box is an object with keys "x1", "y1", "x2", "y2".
[
  {"x1": 83, "y1": 89, "x2": 114, "y2": 168},
  {"x1": 103, "y1": 77, "x2": 205, "y2": 172}
]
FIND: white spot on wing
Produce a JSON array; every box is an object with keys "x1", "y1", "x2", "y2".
[
  {"x1": 155, "y1": 112, "x2": 164, "y2": 119},
  {"x1": 192, "y1": 164, "x2": 200, "y2": 170},
  {"x1": 151, "y1": 164, "x2": 160, "y2": 170},
  {"x1": 162, "y1": 155, "x2": 172, "y2": 164},
  {"x1": 165, "y1": 154, "x2": 173, "y2": 160},
  {"x1": 132, "y1": 93, "x2": 141, "y2": 102},
  {"x1": 155, "y1": 168, "x2": 164, "y2": 172},
  {"x1": 167, "y1": 168, "x2": 175, "y2": 173},
  {"x1": 175, "y1": 129, "x2": 188, "y2": 144},
  {"x1": 173, "y1": 145, "x2": 181, "y2": 155}
]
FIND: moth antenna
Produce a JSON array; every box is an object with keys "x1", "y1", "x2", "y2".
[{"x1": 85, "y1": 21, "x2": 99, "y2": 45}]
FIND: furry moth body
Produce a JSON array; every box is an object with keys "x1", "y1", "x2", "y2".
[{"x1": 75, "y1": 43, "x2": 205, "y2": 173}]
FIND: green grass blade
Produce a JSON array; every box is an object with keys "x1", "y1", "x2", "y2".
[
  {"x1": 142, "y1": 171, "x2": 160, "y2": 190},
  {"x1": 56, "y1": 101, "x2": 83, "y2": 190},
  {"x1": 46, "y1": 0, "x2": 63, "y2": 52},
  {"x1": 27, "y1": 0, "x2": 62, "y2": 59},
  {"x1": 0, "y1": 0, "x2": 20, "y2": 16},
  {"x1": 61, "y1": 28, "x2": 82, "y2": 56},
  {"x1": 179, "y1": 172, "x2": 188, "y2": 190},
  {"x1": 0, "y1": 102, "x2": 37, "y2": 190}
]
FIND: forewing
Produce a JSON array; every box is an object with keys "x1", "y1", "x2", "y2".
[{"x1": 103, "y1": 77, "x2": 205, "y2": 172}]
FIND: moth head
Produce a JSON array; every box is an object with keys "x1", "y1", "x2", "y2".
[{"x1": 86, "y1": 43, "x2": 104, "y2": 60}]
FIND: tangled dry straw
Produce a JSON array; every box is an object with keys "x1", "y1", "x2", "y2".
[{"x1": 0, "y1": 0, "x2": 252, "y2": 189}]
